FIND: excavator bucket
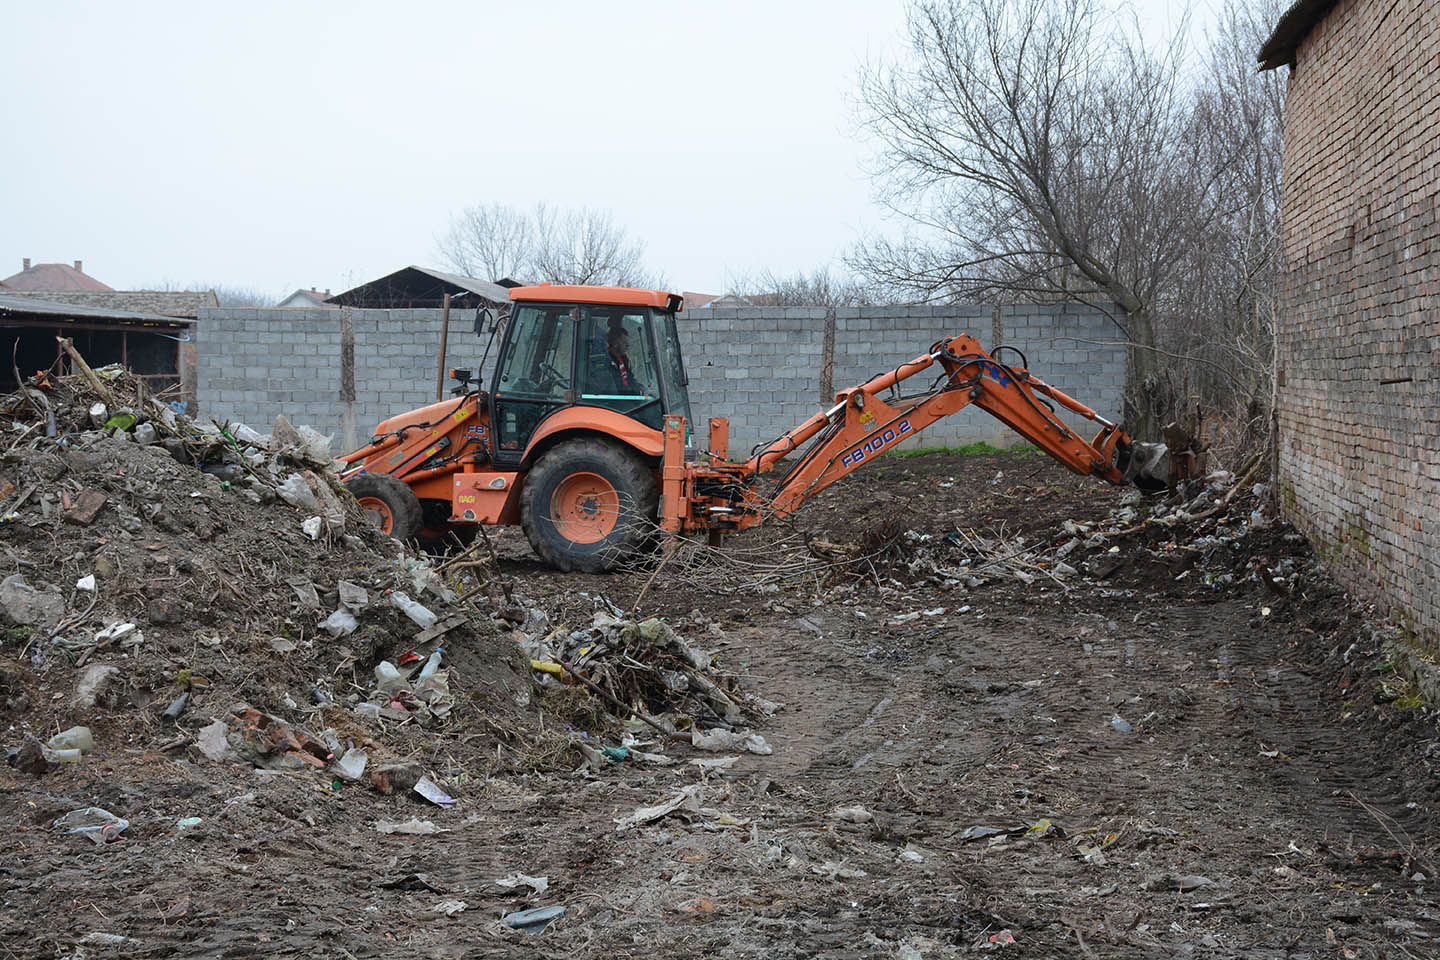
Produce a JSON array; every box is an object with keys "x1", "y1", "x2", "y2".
[{"x1": 1121, "y1": 441, "x2": 1171, "y2": 494}]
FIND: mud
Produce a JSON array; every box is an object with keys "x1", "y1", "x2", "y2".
[{"x1": 5, "y1": 448, "x2": 1439, "y2": 959}]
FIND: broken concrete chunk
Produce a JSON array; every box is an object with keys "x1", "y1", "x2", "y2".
[
  {"x1": 301, "y1": 516, "x2": 324, "y2": 539},
  {"x1": 74, "y1": 664, "x2": 120, "y2": 708},
  {"x1": 0, "y1": 574, "x2": 67, "y2": 631},
  {"x1": 196, "y1": 719, "x2": 234, "y2": 762}
]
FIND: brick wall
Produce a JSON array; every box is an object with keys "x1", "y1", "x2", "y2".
[
  {"x1": 1275, "y1": 0, "x2": 1439, "y2": 646},
  {"x1": 197, "y1": 302, "x2": 1123, "y2": 458}
]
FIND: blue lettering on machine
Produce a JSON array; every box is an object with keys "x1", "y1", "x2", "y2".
[{"x1": 841, "y1": 419, "x2": 913, "y2": 469}]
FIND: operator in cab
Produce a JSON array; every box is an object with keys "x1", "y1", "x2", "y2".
[{"x1": 606, "y1": 326, "x2": 640, "y2": 393}]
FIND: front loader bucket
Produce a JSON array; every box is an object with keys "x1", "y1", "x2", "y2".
[{"x1": 1120, "y1": 442, "x2": 1170, "y2": 494}]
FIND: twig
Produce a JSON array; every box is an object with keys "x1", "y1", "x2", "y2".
[
  {"x1": 631, "y1": 538, "x2": 678, "y2": 614},
  {"x1": 1347, "y1": 790, "x2": 1439, "y2": 879},
  {"x1": 56, "y1": 337, "x2": 114, "y2": 407},
  {"x1": 560, "y1": 660, "x2": 673, "y2": 736}
]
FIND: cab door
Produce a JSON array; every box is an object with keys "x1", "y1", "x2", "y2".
[{"x1": 491, "y1": 304, "x2": 578, "y2": 465}]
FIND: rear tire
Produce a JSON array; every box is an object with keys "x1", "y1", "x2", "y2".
[
  {"x1": 521, "y1": 438, "x2": 658, "y2": 573},
  {"x1": 348, "y1": 473, "x2": 423, "y2": 542}
]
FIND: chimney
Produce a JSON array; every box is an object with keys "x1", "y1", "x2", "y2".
[
  {"x1": 22, "y1": 258, "x2": 30, "y2": 271},
  {"x1": 74, "y1": 260, "x2": 82, "y2": 272}
]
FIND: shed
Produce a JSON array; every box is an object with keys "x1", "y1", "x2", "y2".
[
  {"x1": 327, "y1": 266, "x2": 510, "y2": 310},
  {"x1": 1, "y1": 293, "x2": 196, "y2": 402}
]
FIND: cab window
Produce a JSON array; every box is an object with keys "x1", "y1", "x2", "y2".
[{"x1": 578, "y1": 307, "x2": 662, "y2": 430}]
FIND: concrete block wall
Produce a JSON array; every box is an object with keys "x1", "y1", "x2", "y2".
[
  {"x1": 197, "y1": 302, "x2": 1122, "y2": 460},
  {"x1": 682, "y1": 303, "x2": 1122, "y2": 454},
  {"x1": 1274, "y1": 0, "x2": 1439, "y2": 649},
  {"x1": 197, "y1": 308, "x2": 500, "y2": 451}
]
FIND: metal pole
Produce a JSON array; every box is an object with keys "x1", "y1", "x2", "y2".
[{"x1": 436, "y1": 292, "x2": 451, "y2": 401}]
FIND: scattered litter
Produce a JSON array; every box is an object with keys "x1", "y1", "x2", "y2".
[
  {"x1": 690, "y1": 728, "x2": 772, "y2": 755},
  {"x1": 1110, "y1": 715, "x2": 1134, "y2": 734},
  {"x1": 616, "y1": 785, "x2": 704, "y2": 831},
  {"x1": 812, "y1": 861, "x2": 868, "y2": 880},
  {"x1": 47, "y1": 726, "x2": 94, "y2": 755},
  {"x1": 988, "y1": 929, "x2": 1016, "y2": 947},
  {"x1": 432, "y1": 899, "x2": 468, "y2": 917},
  {"x1": 55, "y1": 807, "x2": 128, "y2": 845},
  {"x1": 496, "y1": 874, "x2": 550, "y2": 895},
  {"x1": 335, "y1": 747, "x2": 368, "y2": 781},
  {"x1": 301, "y1": 515, "x2": 324, "y2": 539},
  {"x1": 175, "y1": 817, "x2": 203, "y2": 831},
  {"x1": 391, "y1": 591, "x2": 437, "y2": 629},
  {"x1": 503, "y1": 905, "x2": 566, "y2": 932},
  {"x1": 75, "y1": 574, "x2": 96, "y2": 592},
  {"x1": 414, "y1": 776, "x2": 456, "y2": 808},
  {"x1": 378, "y1": 873, "x2": 444, "y2": 892},
  {"x1": 375, "y1": 818, "x2": 447, "y2": 835},
  {"x1": 833, "y1": 806, "x2": 873, "y2": 823}
]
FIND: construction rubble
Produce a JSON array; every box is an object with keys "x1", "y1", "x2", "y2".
[
  {"x1": 1, "y1": 365, "x2": 757, "y2": 800},
  {"x1": 5, "y1": 363, "x2": 1435, "y2": 958}
]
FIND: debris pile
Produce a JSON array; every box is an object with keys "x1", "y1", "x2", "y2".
[
  {"x1": 806, "y1": 464, "x2": 1297, "y2": 599},
  {"x1": 1, "y1": 361, "x2": 530, "y2": 797},
  {"x1": 517, "y1": 598, "x2": 777, "y2": 759}
]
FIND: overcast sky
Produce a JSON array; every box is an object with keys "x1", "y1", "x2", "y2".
[{"x1": 2, "y1": 1, "x2": 1209, "y2": 301}]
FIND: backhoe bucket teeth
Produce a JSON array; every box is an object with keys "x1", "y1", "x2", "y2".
[{"x1": 1121, "y1": 442, "x2": 1170, "y2": 494}]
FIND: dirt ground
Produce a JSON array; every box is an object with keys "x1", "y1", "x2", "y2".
[{"x1": 6, "y1": 444, "x2": 1440, "y2": 959}]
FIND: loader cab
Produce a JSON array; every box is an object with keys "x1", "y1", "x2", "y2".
[{"x1": 490, "y1": 287, "x2": 692, "y2": 467}]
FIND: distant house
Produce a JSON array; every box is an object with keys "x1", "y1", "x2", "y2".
[
  {"x1": 278, "y1": 288, "x2": 335, "y2": 309},
  {"x1": 2, "y1": 259, "x2": 113, "y2": 292},
  {"x1": 681, "y1": 291, "x2": 719, "y2": 310}
]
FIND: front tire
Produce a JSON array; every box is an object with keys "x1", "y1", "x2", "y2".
[
  {"x1": 521, "y1": 439, "x2": 658, "y2": 573},
  {"x1": 348, "y1": 473, "x2": 423, "y2": 541}
]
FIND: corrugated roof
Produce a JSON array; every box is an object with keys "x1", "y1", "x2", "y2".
[
  {"x1": 1, "y1": 262, "x2": 114, "y2": 292},
  {"x1": 1258, "y1": 0, "x2": 1341, "y2": 69},
  {"x1": 0, "y1": 292, "x2": 193, "y2": 325},
  {"x1": 22, "y1": 289, "x2": 217, "y2": 318},
  {"x1": 327, "y1": 266, "x2": 510, "y2": 308}
]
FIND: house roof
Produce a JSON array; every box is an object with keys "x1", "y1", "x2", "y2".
[
  {"x1": 327, "y1": 266, "x2": 510, "y2": 308},
  {"x1": 278, "y1": 289, "x2": 335, "y2": 308},
  {"x1": 1258, "y1": 0, "x2": 1341, "y2": 69},
  {"x1": 20, "y1": 289, "x2": 217, "y2": 319},
  {"x1": 0, "y1": 292, "x2": 193, "y2": 326},
  {"x1": 2, "y1": 262, "x2": 114, "y2": 292}
]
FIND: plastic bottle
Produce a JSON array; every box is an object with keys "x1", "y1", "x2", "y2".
[{"x1": 48, "y1": 726, "x2": 94, "y2": 754}]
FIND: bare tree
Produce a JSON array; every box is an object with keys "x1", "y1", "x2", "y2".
[
  {"x1": 724, "y1": 266, "x2": 883, "y2": 307},
  {"x1": 851, "y1": 0, "x2": 1241, "y2": 437},
  {"x1": 436, "y1": 202, "x2": 657, "y2": 287},
  {"x1": 436, "y1": 202, "x2": 533, "y2": 282}
]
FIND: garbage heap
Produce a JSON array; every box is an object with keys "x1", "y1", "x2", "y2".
[
  {"x1": 515, "y1": 600, "x2": 780, "y2": 760},
  {"x1": 809, "y1": 464, "x2": 1304, "y2": 598},
  {"x1": 0, "y1": 363, "x2": 531, "y2": 797},
  {"x1": 2, "y1": 362, "x2": 765, "y2": 803}
]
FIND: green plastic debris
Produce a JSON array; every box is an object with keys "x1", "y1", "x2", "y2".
[{"x1": 104, "y1": 413, "x2": 137, "y2": 431}]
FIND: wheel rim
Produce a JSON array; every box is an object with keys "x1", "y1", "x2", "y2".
[
  {"x1": 550, "y1": 471, "x2": 620, "y2": 544},
  {"x1": 357, "y1": 495, "x2": 395, "y2": 534}
]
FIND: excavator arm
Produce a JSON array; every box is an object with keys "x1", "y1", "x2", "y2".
[{"x1": 667, "y1": 334, "x2": 1168, "y2": 535}]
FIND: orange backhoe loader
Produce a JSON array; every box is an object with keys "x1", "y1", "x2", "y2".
[{"x1": 339, "y1": 284, "x2": 1171, "y2": 571}]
